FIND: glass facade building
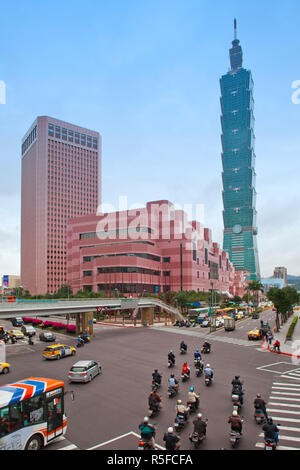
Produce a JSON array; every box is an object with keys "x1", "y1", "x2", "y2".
[{"x1": 220, "y1": 22, "x2": 260, "y2": 280}]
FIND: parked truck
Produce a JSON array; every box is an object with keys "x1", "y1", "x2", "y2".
[{"x1": 224, "y1": 316, "x2": 235, "y2": 331}]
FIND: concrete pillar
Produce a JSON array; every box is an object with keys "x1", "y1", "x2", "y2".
[
  {"x1": 141, "y1": 307, "x2": 154, "y2": 326},
  {"x1": 84, "y1": 312, "x2": 94, "y2": 336}
]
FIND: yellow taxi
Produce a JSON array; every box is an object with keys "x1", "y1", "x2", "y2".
[
  {"x1": 0, "y1": 362, "x2": 10, "y2": 374},
  {"x1": 42, "y1": 344, "x2": 76, "y2": 360},
  {"x1": 236, "y1": 313, "x2": 244, "y2": 320},
  {"x1": 8, "y1": 329, "x2": 25, "y2": 340},
  {"x1": 248, "y1": 329, "x2": 262, "y2": 341}
]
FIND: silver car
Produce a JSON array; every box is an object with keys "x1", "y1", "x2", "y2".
[{"x1": 68, "y1": 360, "x2": 101, "y2": 383}]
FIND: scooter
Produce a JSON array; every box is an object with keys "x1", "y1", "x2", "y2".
[
  {"x1": 168, "y1": 359, "x2": 175, "y2": 368},
  {"x1": 189, "y1": 431, "x2": 206, "y2": 449},
  {"x1": 232, "y1": 389, "x2": 243, "y2": 412},
  {"x1": 137, "y1": 437, "x2": 154, "y2": 450},
  {"x1": 174, "y1": 413, "x2": 188, "y2": 432},
  {"x1": 201, "y1": 345, "x2": 211, "y2": 354},
  {"x1": 181, "y1": 372, "x2": 190, "y2": 382},
  {"x1": 148, "y1": 404, "x2": 161, "y2": 418},
  {"x1": 167, "y1": 386, "x2": 178, "y2": 398},
  {"x1": 229, "y1": 430, "x2": 242, "y2": 448},
  {"x1": 152, "y1": 380, "x2": 161, "y2": 391},
  {"x1": 205, "y1": 375, "x2": 212, "y2": 386},
  {"x1": 195, "y1": 365, "x2": 203, "y2": 377},
  {"x1": 254, "y1": 409, "x2": 266, "y2": 425},
  {"x1": 76, "y1": 340, "x2": 84, "y2": 348},
  {"x1": 187, "y1": 400, "x2": 199, "y2": 414},
  {"x1": 264, "y1": 438, "x2": 278, "y2": 451},
  {"x1": 28, "y1": 336, "x2": 34, "y2": 346},
  {"x1": 180, "y1": 348, "x2": 187, "y2": 355}
]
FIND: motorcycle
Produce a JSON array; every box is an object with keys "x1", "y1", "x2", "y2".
[
  {"x1": 187, "y1": 400, "x2": 199, "y2": 414},
  {"x1": 76, "y1": 340, "x2": 84, "y2": 348},
  {"x1": 189, "y1": 430, "x2": 206, "y2": 449},
  {"x1": 152, "y1": 380, "x2": 161, "y2": 391},
  {"x1": 205, "y1": 375, "x2": 212, "y2": 386},
  {"x1": 180, "y1": 348, "x2": 187, "y2": 355},
  {"x1": 201, "y1": 345, "x2": 211, "y2": 354},
  {"x1": 254, "y1": 409, "x2": 266, "y2": 425},
  {"x1": 195, "y1": 365, "x2": 203, "y2": 377},
  {"x1": 229, "y1": 430, "x2": 242, "y2": 448},
  {"x1": 137, "y1": 437, "x2": 154, "y2": 450},
  {"x1": 264, "y1": 438, "x2": 277, "y2": 451},
  {"x1": 28, "y1": 336, "x2": 34, "y2": 346},
  {"x1": 80, "y1": 334, "x2": 91, "y2": 344},
  {"x1": 181, "y1": 372, "x2": 190, "y2": 382},
  {"x1": 232, "y1": 389, "x2": 243, "y2": 412},
  {"x1": 168, "y1": 358, "x2": 175, "y2": 368},
  {"x1": 10, "y1": 336, "x2": 17, "y2": 344},
  {"x1": 174, "y1": 413, "x2": 188, "y2": 432},
  {"x1": 148, "y1": 404, "x2": 160, "y2": 418},
  {"x1": 167, "y1": 386, "x2": 178, "y2": 398}
]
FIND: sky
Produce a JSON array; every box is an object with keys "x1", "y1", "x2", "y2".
[{"x1": 0, "y1": 0, "x2": 300, "y2": 279}]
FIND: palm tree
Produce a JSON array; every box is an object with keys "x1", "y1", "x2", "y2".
[{"x1": 246, "y1": 280, "x2": 264, "y2": 309}]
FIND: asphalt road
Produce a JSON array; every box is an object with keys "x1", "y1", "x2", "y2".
[{"x1": 0, "y1": 309, "x2": 292, "y2": 451}]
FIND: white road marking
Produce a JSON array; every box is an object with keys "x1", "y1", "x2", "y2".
[
  {"x1": 267, "y1": 408, "x2": 300, "y2": 415},
  {"x1": 87, "y1": 432, "x2": 134, "y2": 450},
  {"x1": 255, "y1": 442, "x2": 298, "y2": 450},
  {"x1": 58, "y1": 444, "x2": 78, "y2": 450},
  {"x1": 271, "y1": 391, "x2": 300, "y2": 397},
  {"x1": 259, "y1": 433, "x2": 300, "y2": 443},
  {"x1": 268, "y1": 402, "x2": 300, "y2": 409},
  {"x1": 273, "y1": 382, "x2": 300, "y2": 387},
  {"x1": 270, "y1": 396, "x2": 300, "y2": 402}
]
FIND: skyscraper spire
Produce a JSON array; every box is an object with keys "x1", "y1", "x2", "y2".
[{"x1": 230, "y1": 19, "x2": 243, "y2": 71}]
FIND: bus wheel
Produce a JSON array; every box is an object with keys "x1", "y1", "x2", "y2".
[{"x1": 25, "y1": 434, "x2": 43, "y2": 450}]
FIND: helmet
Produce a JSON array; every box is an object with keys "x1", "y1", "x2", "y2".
[
  {"x1": 235, "y1": 376, "x2": 240, "y2": 380},
  {"x1": 197, "y1": 413, "x2": 202, "y2": 419},
  {"x1": 257, "y1": 393, "x2": 261, "y2": 398},
  {"x1": 154, "y1": 369, "x2": 158, "y2": 373},
  {"x1": 196, "y1": 348, "x2": 199, "y2": 352},
  {"x1": 184, "y1": 362, "x2": 187, "y2": 365},
  {"x1": 207, "y1": 364, "x2": 210, "y2": 368},
  {"x1": 267, "y1": 418, "x2": 273, "y2": 425},
  {"x1": 144, "y1": 417, "x2": 149, "y2": 423},
  {"x1": 232, "y1": 410, "x2": 238, "y2": 417},
  {"x1": 170, "y1": 374, "x2": 175, "y2": 378},
  {"x1": 170, "y1": 350, "x2": 173, "y2": 353},
  {"x1": 190, "y1": 386, "x2": 194, "y2": 392},
  {"x1": 168, "y1": 427, "x2": 173, "y2": 433},
  {"x1": 177, "y1": 400, "x2": 182, "y2": 405}
]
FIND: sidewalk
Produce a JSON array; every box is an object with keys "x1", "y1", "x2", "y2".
[{"x1": 261, "y1": 310, "x2": 300, "y2": 358}]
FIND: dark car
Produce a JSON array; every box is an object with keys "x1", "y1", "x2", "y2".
[
  {"x1": 39, "y1": 332, "x2": 56, "y2": 342},
  {"x1": 252, "y1": 312, "x2": 260, "y2": 319}
]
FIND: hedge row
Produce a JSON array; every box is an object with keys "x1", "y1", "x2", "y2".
[
  {"x1": 22, "y1": 317, "x2": 76, "y2": 333},
  {"x1": 286, "y1": 316, "x2": 298, "y2": 340}
]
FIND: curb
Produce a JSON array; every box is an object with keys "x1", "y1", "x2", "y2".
[{"x1": 261, "y1": 339, "x2": 300, "y2": 359}]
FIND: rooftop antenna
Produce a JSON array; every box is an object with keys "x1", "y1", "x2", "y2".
[{"x1": 234, "y1": 18, "x2": 237, "y2": 40}]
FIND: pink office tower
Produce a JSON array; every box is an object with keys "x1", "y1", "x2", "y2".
[{"x1": 21, "y1": 116, "x2": 101, "y2": 295}]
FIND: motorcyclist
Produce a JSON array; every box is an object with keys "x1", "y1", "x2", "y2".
[
  {"x1": 152, "y1": 369, "x2": 162, "y2": 385},
  {"x1": 204, "y1": 364, "x2": 213, "y2": 379},
  {"x1": 175, "y1": 400, "x2": 189, "y2": 421},
  {"x1": 163, "y1": 427, "x2": 181, "y2": 450},
  {"x1": 228, "y1": 410, "x2": 243, "y2": 434},
  {"x1": 194, "y1": 348, "x2": 202, "y2": 360},
  {"x1": 138, "y1": 417, "x2": 156, "y2": 448},
  {"x1": 180, "y1": 341, "x2": 187, "y2": 352},
  {"x1": 169, "y1": 374, "x2": 179, "y2": 391},
  {"x1": 263, "y1": 418, "x2": 279, "y2": 444},
  {"x1": 181, "y1": 362, "x2": 190, "y2": 377},
  {"x1": 148, "y1": 390, "x2": 162, "y2": 413},
  {"x1": 192, "y1": 413, "x2": 207, "y2": 437},
  {"x1": 254, "y1": 394, "x2": 268, "y2": 419},
  {"x1": 168, "y1": 350, "x2": 176, "y2": 365},
  {"x1": 231, "y1": 377, "x2": 244, "y2": 405},
  {"x1": 77, "y1": 336, "x2": 84, "y2": 346},
  {"x1": 273, "y1": 340, "x2": 281, "y2": 352},
  {"x1": 202, "y1": 341, "x2": 211, "y2": 353},
  {"x1": 188, "y1": 386, "x2": 200, "y2": 410}
]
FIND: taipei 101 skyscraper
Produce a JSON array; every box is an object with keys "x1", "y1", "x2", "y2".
[{"x1": 220, "y1": 20, "x2": 260, "y2": 280}]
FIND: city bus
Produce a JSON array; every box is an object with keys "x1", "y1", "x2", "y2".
[
  {"x1": 216, "y1": 307, "x2": 237, "y2": 317},
  {"x1": 0, "y1": 377, "x2": 70, "y2": 450}
]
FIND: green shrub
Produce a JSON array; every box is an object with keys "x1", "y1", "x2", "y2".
[{"x1": 286, "y1": 316, "x2": 298, "y2": 340}]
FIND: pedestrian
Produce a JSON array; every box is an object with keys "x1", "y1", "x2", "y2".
[{"x1": 267, "y1": 331, "x2": 273, "y2": 348}]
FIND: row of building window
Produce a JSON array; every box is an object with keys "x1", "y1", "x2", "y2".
[
  {"x1": 48, "y1": 124, "x2": 98, "y2": 149},
  {"x1": 83, "y1": 253, "x2": 170, "y2": 263},
  {"x1": 22, "y1": 126, "x2": 37, "y2": 155},
  {"x1": 93, "y1": 267, "x2": 171, "y2": 276}
]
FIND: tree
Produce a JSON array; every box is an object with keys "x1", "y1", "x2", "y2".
[
  {"x1": 246, "y1": 281, "x2": 264, "y2": 308},
  {"x1": 267, "y1": 287, "x2": 299, "y2": 331}
]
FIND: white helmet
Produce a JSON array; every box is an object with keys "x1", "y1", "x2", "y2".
[
  {"x1": 232, "y1": 410, "x2": 238, "y2": 417},
  {"x1": 197, "y1": 413, "x2": 202, "y2": 419},
  {"x1": 168, "y1": 427, "x2": 174, "y2": 433},
  {"x1": 206, "y1": 364, "x2": 210, "y2": 368},
  {"x1": 144, "y1": 416, "x2": 149, "y2": 422},
  {"x1": 177, "y1": 400, "x2": 182, "y2": 405}
]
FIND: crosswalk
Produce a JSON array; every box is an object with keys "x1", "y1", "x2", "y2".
[
  {"x1": 255, "y1": 377, "x2": 300, "y2": 450},
  {"x1": 153, "y1": 326, "x2": 257, "y2": 347}
]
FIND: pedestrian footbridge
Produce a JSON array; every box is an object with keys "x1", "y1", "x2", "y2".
[{"x1": 0, "y1": 298, "x2": 184, "y2": 334}]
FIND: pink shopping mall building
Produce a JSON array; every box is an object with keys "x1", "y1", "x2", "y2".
[
  {"x1": 67, "y1": 200, "x2": 247, "y2": 297},
  {"x1": 21, "y1": 116, "x2": 101, "y2": 295}
]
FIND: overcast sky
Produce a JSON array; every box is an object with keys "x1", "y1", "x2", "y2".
[{"x1": 1, "y1": 0, "x2": 300, "y2": 280}]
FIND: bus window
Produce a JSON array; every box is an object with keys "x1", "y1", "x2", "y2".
[{"x1": 23, "y1": 396, "x2": 45, "y2": 426}]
